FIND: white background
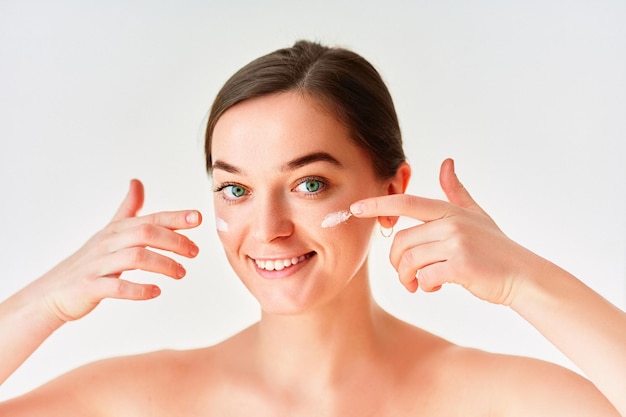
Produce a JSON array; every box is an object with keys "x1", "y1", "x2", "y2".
[{"x1": 1, "y1": 0, "x2": 625, "y2": 399}]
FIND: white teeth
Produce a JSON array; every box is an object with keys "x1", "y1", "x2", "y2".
[{"x1": 254, "y1": 254, "x2": 310, "y2": 271}]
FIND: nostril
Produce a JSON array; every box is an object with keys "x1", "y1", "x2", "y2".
[{"x1": 252, "y1": 217, "x2": 294, "y2": 242}]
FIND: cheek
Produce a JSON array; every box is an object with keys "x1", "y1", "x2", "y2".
[
  {"x1": 307, "y1": 198, "x2": 378, "y2": 246},
  {"x1": 213, "y1": 208, "x2": 242, "y2": 251},
  {"x1": 214, "y1": 216, "x2": 248, "y2": 277},
  {"x1": 314, "y1": 214, "x2": 377, "y2": 260},
  {"x1": 318, "y1": 220, "x2": 376, "y2": 283},
  {"x1": 213, "y1": 199, "x2": 249, "y2": 233},
  {"x1": 215, "y1": 216, "x2": 230, "y2": 233}
]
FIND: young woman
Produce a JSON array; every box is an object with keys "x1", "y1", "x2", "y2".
[{"x1": 1, "y1": 40, "x2": 624, "y2": 416}]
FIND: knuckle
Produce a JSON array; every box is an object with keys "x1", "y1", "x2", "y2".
[
  {"x1": 393, "y1": 228, "x2": 410, "y2": 249},
  {"x1": 442, "y1": 215, "x2": 464, "y2": 235},
  {"x1": 418, "y1": 267, "x2": 443, "y2": 292},
  {"x1": 393, "y1": 228, "x2": 405, "y2": 245},
  {"x1": 114, "y1": 280, "x2": 143, "y2": 299},
  {"x1": 164, "y1": 259, "x2": 181, "y2": 278},
  {"x1": 398, "y1": 266, "x2": 416, "y2": 285},
  {"x1": 143, "y1": 213, "x2": 159, "y2": 225},
  {"x1": 147, "y1": 211, "x2": 185, "y2": 230},
  {"x1": 153, "y1": 253, "x2": 177, "y2": 274},
  {"x1": 175, "y1": 233, "x2": 189, "y2": 250},
  {"x1": 136, "y1": 223, "x2": 156, "y2": 241},
  {"x1": 367, "y1": 198, "x2": 380, "y2": 214},
  {"x1": 127, "y1": 247, "x2": 147, "y2": 264},
  {"x1": 400, "y1": 249, "x2": 417, "y2": 268},
  {"x1": 451, "y1": 234, "x2": 471, "y2": 255},
  {"x1": 113, "y1": 279, "x2": 127, "y2": 297},
  {"x1": 102, "y1": 222, "x2": 119, "y2": 234},
  {"x1": 394, "y1": 194, "x2": 419, "y2": 214},
  {"x1": 419, "y1": 269, "x2": 434, "y2": 287},
  {"x1": 404, "y1": 195, "x2": 420, "y2": 211}
]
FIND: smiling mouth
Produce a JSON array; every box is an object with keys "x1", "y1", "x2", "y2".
[{"x1": 253, "y1": 252, "x2": 315, "y2": 271}]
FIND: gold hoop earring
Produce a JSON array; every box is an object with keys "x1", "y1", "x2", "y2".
[{"x1": 380, "y1": 224, "x2": 394, "y2": 238}]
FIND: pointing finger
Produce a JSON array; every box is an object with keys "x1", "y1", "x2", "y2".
[
  {"x1": 109, "y1": 209, "x2": 203, "y2": 233},
  {"x1": 350, "y1": 194, "x2": 450, "y2": 223}
]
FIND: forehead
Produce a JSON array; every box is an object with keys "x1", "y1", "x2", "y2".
[{"x1": 211, "y1": 92, "x2": 367, "y2": 174}]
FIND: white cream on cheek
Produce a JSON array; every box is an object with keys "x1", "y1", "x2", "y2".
[
  {"x1": 216, "y1": 210, "x2": 351, "y2": 232},
  {"x1": 321, "y1": 210, "x2": 352, "y2": 228},
  {"x1": 216, "y1": 217, "x2": 229, "y2": 232}
]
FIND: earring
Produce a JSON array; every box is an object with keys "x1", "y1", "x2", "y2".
[{"x1": 379, "y1": 224, "x2": 394, "y2": 238}]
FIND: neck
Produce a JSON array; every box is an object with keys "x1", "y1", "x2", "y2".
[{"x1": 253, "y1": 265, "x2": 392, "y2": 390}]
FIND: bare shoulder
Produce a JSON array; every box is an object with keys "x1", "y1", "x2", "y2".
[
  {"x1": 430, "y1": 343, "x2": 618, "y2": 416},
  {"x1": 0, "y1": 348, "x2": 197, "y2": 416},
  {"x1": 384, "y1": 317, "x2": 617, "y2": 416},
  {"x1": 0, "y1": 330, "x2": 253, "y2": 417}
]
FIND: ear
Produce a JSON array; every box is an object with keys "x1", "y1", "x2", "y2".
[{"x1": 379, "y1": 162, "x2": 411, "y2": 228}]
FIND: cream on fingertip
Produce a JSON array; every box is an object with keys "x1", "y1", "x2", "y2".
[{"x1": 349, "y1": 202, "x2": 364, "y2": 215}]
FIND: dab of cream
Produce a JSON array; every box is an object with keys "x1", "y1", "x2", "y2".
[
  {"x1": 216, "y1": 217, "x2": 229, "y2": 232},
  {"x1": 321, "y1": 210, "x2": 352, "y2": 228}
]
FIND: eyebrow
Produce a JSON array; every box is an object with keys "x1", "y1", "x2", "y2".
[
  {"x1": 211, "y1": 160, "x2": 242, "y2": 175},
  {"x1": 212, "y1": 151, "x2": 343, "y2": 175},
  {"x1": 282, "y1": 152, "x2": 343, "y2": 172}
]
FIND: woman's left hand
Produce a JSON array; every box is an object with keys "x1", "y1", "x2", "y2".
[{"x1": 350, "y1": 158, "x2": 545, "y2": 305}]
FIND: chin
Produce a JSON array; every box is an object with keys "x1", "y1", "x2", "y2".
[{"x1": 254, "y1": 289, "x2": 325, "y2": 317}]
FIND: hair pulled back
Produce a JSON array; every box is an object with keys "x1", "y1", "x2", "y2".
[{"x1": 205, "y1": 40, "x2": 405, "y2": 179}]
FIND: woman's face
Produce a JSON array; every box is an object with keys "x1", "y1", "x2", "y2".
[{"x1": 211, "y1": 92, "x2": 388, "y2": 314}]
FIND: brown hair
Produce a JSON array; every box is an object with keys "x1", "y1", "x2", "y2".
[{"x1": 205, "y1": 40, "x2": 405, "y2": 179}]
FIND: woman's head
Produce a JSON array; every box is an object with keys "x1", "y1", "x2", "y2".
[
  {"x1": 207, "y1": 41, "x2": 411, "y2": 314},
  {"x1": 205, "y1": 40, "x2": 406, "y2": 180}
]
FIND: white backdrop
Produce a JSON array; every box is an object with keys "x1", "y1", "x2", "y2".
[{"x1": 1, "y1": 0, "x2": 625, "y2": 399}]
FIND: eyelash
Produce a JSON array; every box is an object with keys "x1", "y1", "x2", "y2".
[
  {"x1": 292, "y1": 176, "x2": 328, "y2": 198},
  {"x1": 213, "y1": 182, "x2": 249, "y2": 204},
  {"x1": 213, "y1": 176, "x2": 329, "y2": 204}
]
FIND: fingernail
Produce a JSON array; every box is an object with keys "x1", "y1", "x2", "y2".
[
  {"x1": 177, "y1": 264, "x2": 186, "y2": 278},
  {"x1": 350, "y1": 202, "x2": 364, "y2": 215},
  {"x1": 152, "y1": 286, "x2": 161, "y2": 298},
  {"x1": 186, "y1": 211, "x2": 199, "y2": 224},
  {"x1": 189, "y1": 243, "x2": 199, "y2": 257}
]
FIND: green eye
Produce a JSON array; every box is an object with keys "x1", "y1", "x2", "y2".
[
  {"x1": 305, "y1": 180, "x2": 321, "y2": 192},
  {"x1": 295, "y1": 178, "x2": 326, "y2": 194},
  {"x1": 226, "y1": 185, "x2": 246, "y2": 198},
  {"x1": 217, "y1": 184, "x2": 248, "y2": 201}
]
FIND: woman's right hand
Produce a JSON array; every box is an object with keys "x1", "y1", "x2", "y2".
[{"x1": 33, "y1": 179, "x2": 202, "y2": 324}]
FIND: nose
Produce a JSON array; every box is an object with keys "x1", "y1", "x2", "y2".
[{"x1": 251, "y1": 194, "x2": 294, "y2": 243}]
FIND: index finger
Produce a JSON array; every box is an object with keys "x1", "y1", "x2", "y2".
[
  {"x1": 349, "y1": 194, "x2": 449, "y2": 222},
  {"x1": 110, "y1": 209, "x2": 203, "y2": 232}
]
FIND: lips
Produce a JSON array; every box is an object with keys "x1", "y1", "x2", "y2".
[{"x1": 253, "y1": 252, "x2": 314, "y2": 271}]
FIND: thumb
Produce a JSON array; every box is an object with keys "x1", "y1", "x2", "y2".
[
  {"x1": 439, "y1": 159, "x2": 484, "y2": 213},
  {"x1": 111, "y1": 179, "x2": 145, "y2": 221}
]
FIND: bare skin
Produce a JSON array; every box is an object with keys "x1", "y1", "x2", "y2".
[
  {"x1": 0, "y1": 92, "x2": 624, "y2": 416},
  {"x1": 2, "y1": 309, "x2": 616, "y2": 416}
]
